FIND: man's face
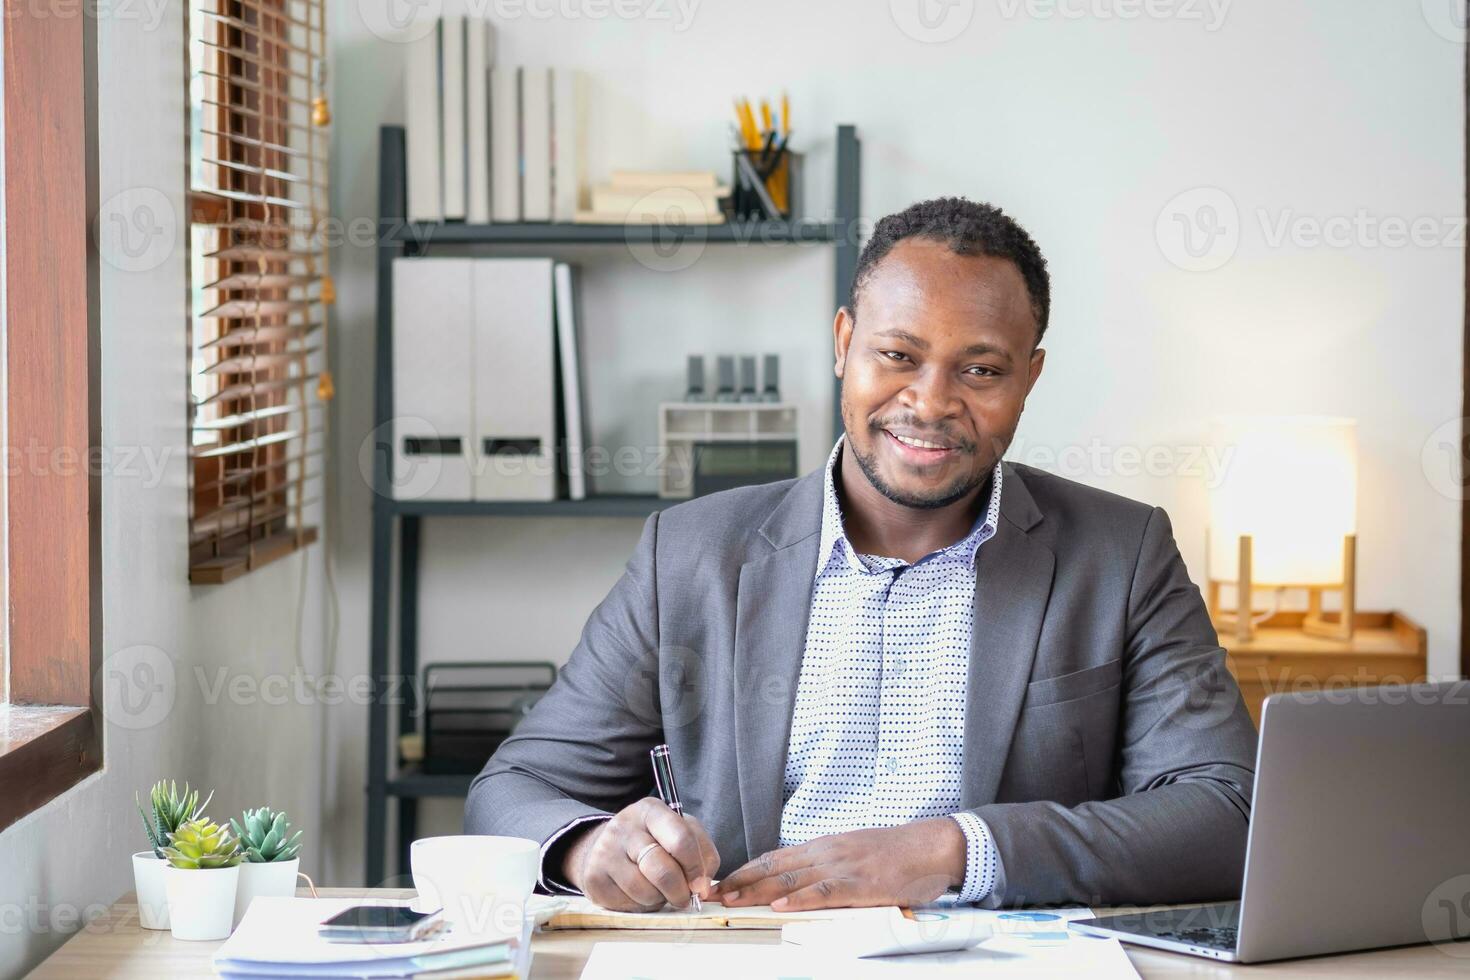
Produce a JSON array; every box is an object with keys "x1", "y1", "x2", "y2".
[{"x1": 834, "y1": 238, "x2": 1046, "y2": 509}]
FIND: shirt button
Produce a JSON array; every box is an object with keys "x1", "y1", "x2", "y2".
[{"x1": 883, "y1": 757, "x2": 899, "y2": 774}]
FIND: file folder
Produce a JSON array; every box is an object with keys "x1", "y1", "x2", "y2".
[
  {"x1": 521, "y1": 67, "x2": 552, "y2": 221},
  {"x1": 403, "y1": 26, "x2": 441, "y2": 223},
  {"x1": 440, "y1": 14, "x2": 466, "y2": 221},
  {"x1": 472, "y1": 258, "x2": 557, "y2": 501},
  {"x1": 490, "y1": 67, "x2": 521, "y2": 221},
  {"x1": 554, "y1": 262, "x2": 588, "y2": 500},
  {"x1": 465, "y1": 18, "x2": 492, "y2": 223},
  {"x1": 392, "y1": 258, "x2": 474, "y2": 500}
]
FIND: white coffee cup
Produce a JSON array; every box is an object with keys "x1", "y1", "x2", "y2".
[{"x1": 410, "y1": 835, "x2": 539, "y2": 939}]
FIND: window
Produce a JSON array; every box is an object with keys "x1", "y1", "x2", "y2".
[
  {"x1": 186, "y1": 0, "x2": 331, "y2": 583},
  {"x1": 0, "y1": 2, "x2": 102, "y2": 832}
]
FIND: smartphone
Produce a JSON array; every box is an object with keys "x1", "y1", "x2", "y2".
[{"x1": 317, "y1": 905, "x2": 444, "y2": 944}]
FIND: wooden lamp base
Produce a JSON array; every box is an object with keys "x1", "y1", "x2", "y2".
[{"x1": 1206, "y1": 533, "x2": 1356, "y2": 643}]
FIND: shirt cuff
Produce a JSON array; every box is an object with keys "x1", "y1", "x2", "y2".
[
  {"x1": 949, "y1": 811, "x2": 1000, "y2": 903},
  {"x1": 539, "y1": 814, "x2": 613, "y2": 895}
]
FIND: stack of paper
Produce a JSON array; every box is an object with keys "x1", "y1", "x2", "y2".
[
  {"x1": 576, "y1": 171, "x2": 729, "y2": 225},
  {"x1": 214, "y1": 898, "x2": 533, "y2": 978},
  {"x1": 576, "y1": 904, "x2": 1140, "y2": 979}
]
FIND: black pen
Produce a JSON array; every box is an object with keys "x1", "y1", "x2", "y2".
[{"x1": 650, "y1": 743, "x2": 702, "y2": 912}]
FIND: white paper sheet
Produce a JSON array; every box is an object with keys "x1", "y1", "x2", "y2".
[
  {"x1": 214, "y1": 897, "x2": 516, "y2": 975},
  {"x1": 579, "y1": 932, "x2": 1140, "y2": 980}
]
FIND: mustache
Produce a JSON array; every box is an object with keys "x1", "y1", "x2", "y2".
[{"x1": 868, "y1": 416, "x2": 977, "y2": 453}]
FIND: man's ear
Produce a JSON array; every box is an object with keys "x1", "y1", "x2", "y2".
[
  {"x1": 1025, "y1": 346, "x2": 1045, "y2": 397},
  {"x1": 833, "y1": 307, "x2": 855, "y2": 379}
]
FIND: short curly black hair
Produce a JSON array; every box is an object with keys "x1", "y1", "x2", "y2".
[{"x1": 849, "y1": 197, "x2": 1051, "y2": 343}]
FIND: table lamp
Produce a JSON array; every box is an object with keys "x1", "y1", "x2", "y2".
[{"x1": 1205, "y1": 416, "x2": 1358, "y2": 642}]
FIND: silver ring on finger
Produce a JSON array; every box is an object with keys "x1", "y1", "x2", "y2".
[{"x1": 635, "y1": 842, "x2": 662, "y2": 867}]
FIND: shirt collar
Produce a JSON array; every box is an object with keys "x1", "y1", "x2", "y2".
[{"x1": 815, "y1": 436, "x2": 1004, "y2": 579}]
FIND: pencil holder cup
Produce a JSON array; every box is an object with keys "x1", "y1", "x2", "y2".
[{"x1": 725, "y1": 149, "x2": 802, "y2": 221}]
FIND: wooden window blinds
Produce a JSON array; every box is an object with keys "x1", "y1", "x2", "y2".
[{"x1": 186, "y1": 0, "x2": 334, "y2": 584}]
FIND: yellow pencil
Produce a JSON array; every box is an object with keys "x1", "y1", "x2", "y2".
[
  {"x1": 734, "y1": 98, "x2": 757, "y2": 149},
  {"x1": 760, "y1": 99, "x2": 772, "y2": 135},
  {"x1": 781, "y1": 92, "x2": 790, "y2": 135},
  {"x1": 741, "y1": 100, "x2": 760, "y2": 148}
]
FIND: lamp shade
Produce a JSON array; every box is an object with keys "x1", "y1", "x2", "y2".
[{"x1": 1207, "y1": 416, "x2": 1357, "y2": 585}]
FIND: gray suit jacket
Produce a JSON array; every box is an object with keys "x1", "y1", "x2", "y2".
[{"x1": 466, "y1": 462, "x2": 1257, "y2": 906}]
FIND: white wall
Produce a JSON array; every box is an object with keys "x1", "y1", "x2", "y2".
[
  {"x1": 0, "y1": 7, "x2": 332, "y2": 976},
  {"x1": 327, "y1": 1, "x2": 1464, "y2": 865}
]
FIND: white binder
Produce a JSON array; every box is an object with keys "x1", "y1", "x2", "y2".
[
  {"x1": 521, "y1": 67, "x2": 552, "y2": 221},
  {"x1": 472, "y1": 259, "x2": 557, "y2": 501},
  {"x1": 554, "y1": 262, "x2": 588, "y2": 500},
  {"x1": 490, "y1": 67, "x2": 521, "y2": 221},
  {"x1": 403, "y1": 26, "x2": 441, "y2": 223},
  {"x1": 551, "y1": 68, "x2": 588, "y2": 223},
  {"x1": 440, "y1": 15, "x2": 466, "y2": 221},
  {"x1": 465, "y1": 18, "x2": 491, "y2": 223},
  {"x1": 392, "y1": 258, "x2": 474, "y2": 500}
]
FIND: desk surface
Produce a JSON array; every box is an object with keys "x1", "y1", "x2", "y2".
[{"x1": 27, "y1": 889, "x2": 1465, "y2": 979}]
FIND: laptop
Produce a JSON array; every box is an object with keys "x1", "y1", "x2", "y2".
[{"x1": 1069, "y1": 682, "x2": 1470, "y2": 963}]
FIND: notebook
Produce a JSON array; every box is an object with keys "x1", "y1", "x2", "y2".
[
  {"x1": 214, "y1": 897, "x2": 528, "y2": 978},
  {"x1": 544, "y1": 895, "x2": 855, "y2": 931}
]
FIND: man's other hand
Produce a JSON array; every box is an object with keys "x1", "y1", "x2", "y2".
[{"x1": 715, "y1": 818, "x2": 965, "y2": 911}]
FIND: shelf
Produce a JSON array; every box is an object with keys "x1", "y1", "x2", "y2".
[
  {"x1": 389, "y1": 219, "x2": 843, "y2": 246},
  {"x1": 384, "y1": 494, "x2": 672, "y2": 518},
  {"x1": 386, "y1": 765, "x2": 475, "y2": 798},
  {"x1": 365, "y1": 123, "x2": 861, "y2": 885}
]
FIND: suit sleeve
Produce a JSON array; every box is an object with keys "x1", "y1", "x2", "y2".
[
  {"x1": 968, "y1": 506, "x2": 1258, "y2": 907},
  {"x1": 464, "y1": 512, "x2": 663, "y2": 881}
]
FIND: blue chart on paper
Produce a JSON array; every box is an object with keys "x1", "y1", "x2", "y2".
[{"x1": 996, "y1": 911, "x2": 1070, "y2": 941}]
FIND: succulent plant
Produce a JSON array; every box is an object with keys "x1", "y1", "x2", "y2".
[
  {"x1": 161, "y1": 818, "x2": 242, "y2": 869},
  {"x1": 230, "y1": 807, "x2": 303, "y2": 864},
  {"x1": 136, "y1": 780, "x2": 213, "y2": 859}
]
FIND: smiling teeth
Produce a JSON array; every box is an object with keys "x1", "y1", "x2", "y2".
[{"x1": 893, "y1": 433, "x2": 949, "y2": 450}]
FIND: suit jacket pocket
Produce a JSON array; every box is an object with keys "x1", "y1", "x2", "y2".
[{"x1": 1024, "y1": 659, "x2": 1122, "y2": 709}]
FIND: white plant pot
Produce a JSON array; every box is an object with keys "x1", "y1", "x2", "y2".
[
  {"x1": 234, "y1": 858, "x2": 300, "y2": 927},
  {"x1": 163, "y1": 864, "x2": 240, "y2": 941},
  {"x1": 131, "y1": 852, "x2": 170, "y2": 930}
]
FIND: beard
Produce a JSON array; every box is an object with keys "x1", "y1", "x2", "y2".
[{"x1": 848, "y1": 417, "x2": 990, "y2": 510}]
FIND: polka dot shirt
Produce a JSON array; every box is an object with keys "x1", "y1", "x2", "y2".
[{"x1": 778, "y1": 438, "x2": 1003, "y2": 902}]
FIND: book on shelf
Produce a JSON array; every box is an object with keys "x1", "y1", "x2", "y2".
[
  {"x1": 590, "y1": 184, "x2": 728, "y2": 219},
  {"x1": 465, "y1": 18, "x2": 493, "y2": 223},
  {"x1": 440, "y1": 14, "x2": 466, "y2": 221},
  {"x1": 520, "y1": 66, "x2": 552, "y2": 221},
  {"x1": 402, "y1": 32, "x2": 621, "y2": 229},
  {"x1": 572, "y1": 209, "x2": 727, "y2": 225},
  {"x1": 403, "y1": 26, "x2": 441, "y2": 222},
  {"x1": 609, "y1": 170, "x2": 721, "y2": 190},
  {"x1": 551, "y1": 68, "x2": 588, "y2": 222},
  {"x1": 490, "y1": 65, "x2": 521, "y2": 221}
]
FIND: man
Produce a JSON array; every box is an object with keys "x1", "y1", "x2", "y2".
[{"x1": 466, "y1": 198, "x2": 1256, "y2": 911}]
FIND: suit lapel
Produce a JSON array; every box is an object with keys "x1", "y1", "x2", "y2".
[
  {"x1": 733, "y1": 471, "x2": 823, "y2": 862},
  {"x1": 961, "y1": 464, "x2": 1056, "y2": 809}
]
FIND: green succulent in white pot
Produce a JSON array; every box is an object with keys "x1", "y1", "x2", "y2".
[
  {"x1": 230, "y1": 807, "x2": 305, "y2": 928},
  {"x1": 131, "y1": 780, "x2": 213, "y2": 931},
  {"x1": 160, "y1": 817, "x2": 243, "y2": 942}
]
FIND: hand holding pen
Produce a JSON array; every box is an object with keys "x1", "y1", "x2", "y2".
[
  {"x1": 559, "y1": 745, "x2": 720, "y2": 913},
  {"x1": 650, "y1": 743, "x2": 704, "y2": 912}
]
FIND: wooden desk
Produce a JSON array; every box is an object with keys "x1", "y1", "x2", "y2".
[
  {"x1": 1220, "y1": 611, "x2": 1427, "y2": 727},
  {"x1": 27, "y1": 889, "x2": 1466, "y2": 978}
]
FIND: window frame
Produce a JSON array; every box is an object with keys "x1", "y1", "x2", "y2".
[{"x1": 0, "y1": 0, "x2": 103, "y2": 833}]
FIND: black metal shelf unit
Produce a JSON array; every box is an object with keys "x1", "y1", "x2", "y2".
[{"x1": 365, "y1": 123, "x2": 862, "y2": 883}]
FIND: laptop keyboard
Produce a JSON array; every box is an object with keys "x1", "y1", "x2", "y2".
[{"x1": 1156, "y1": 925, "x2": 1239, "y2": 950}]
